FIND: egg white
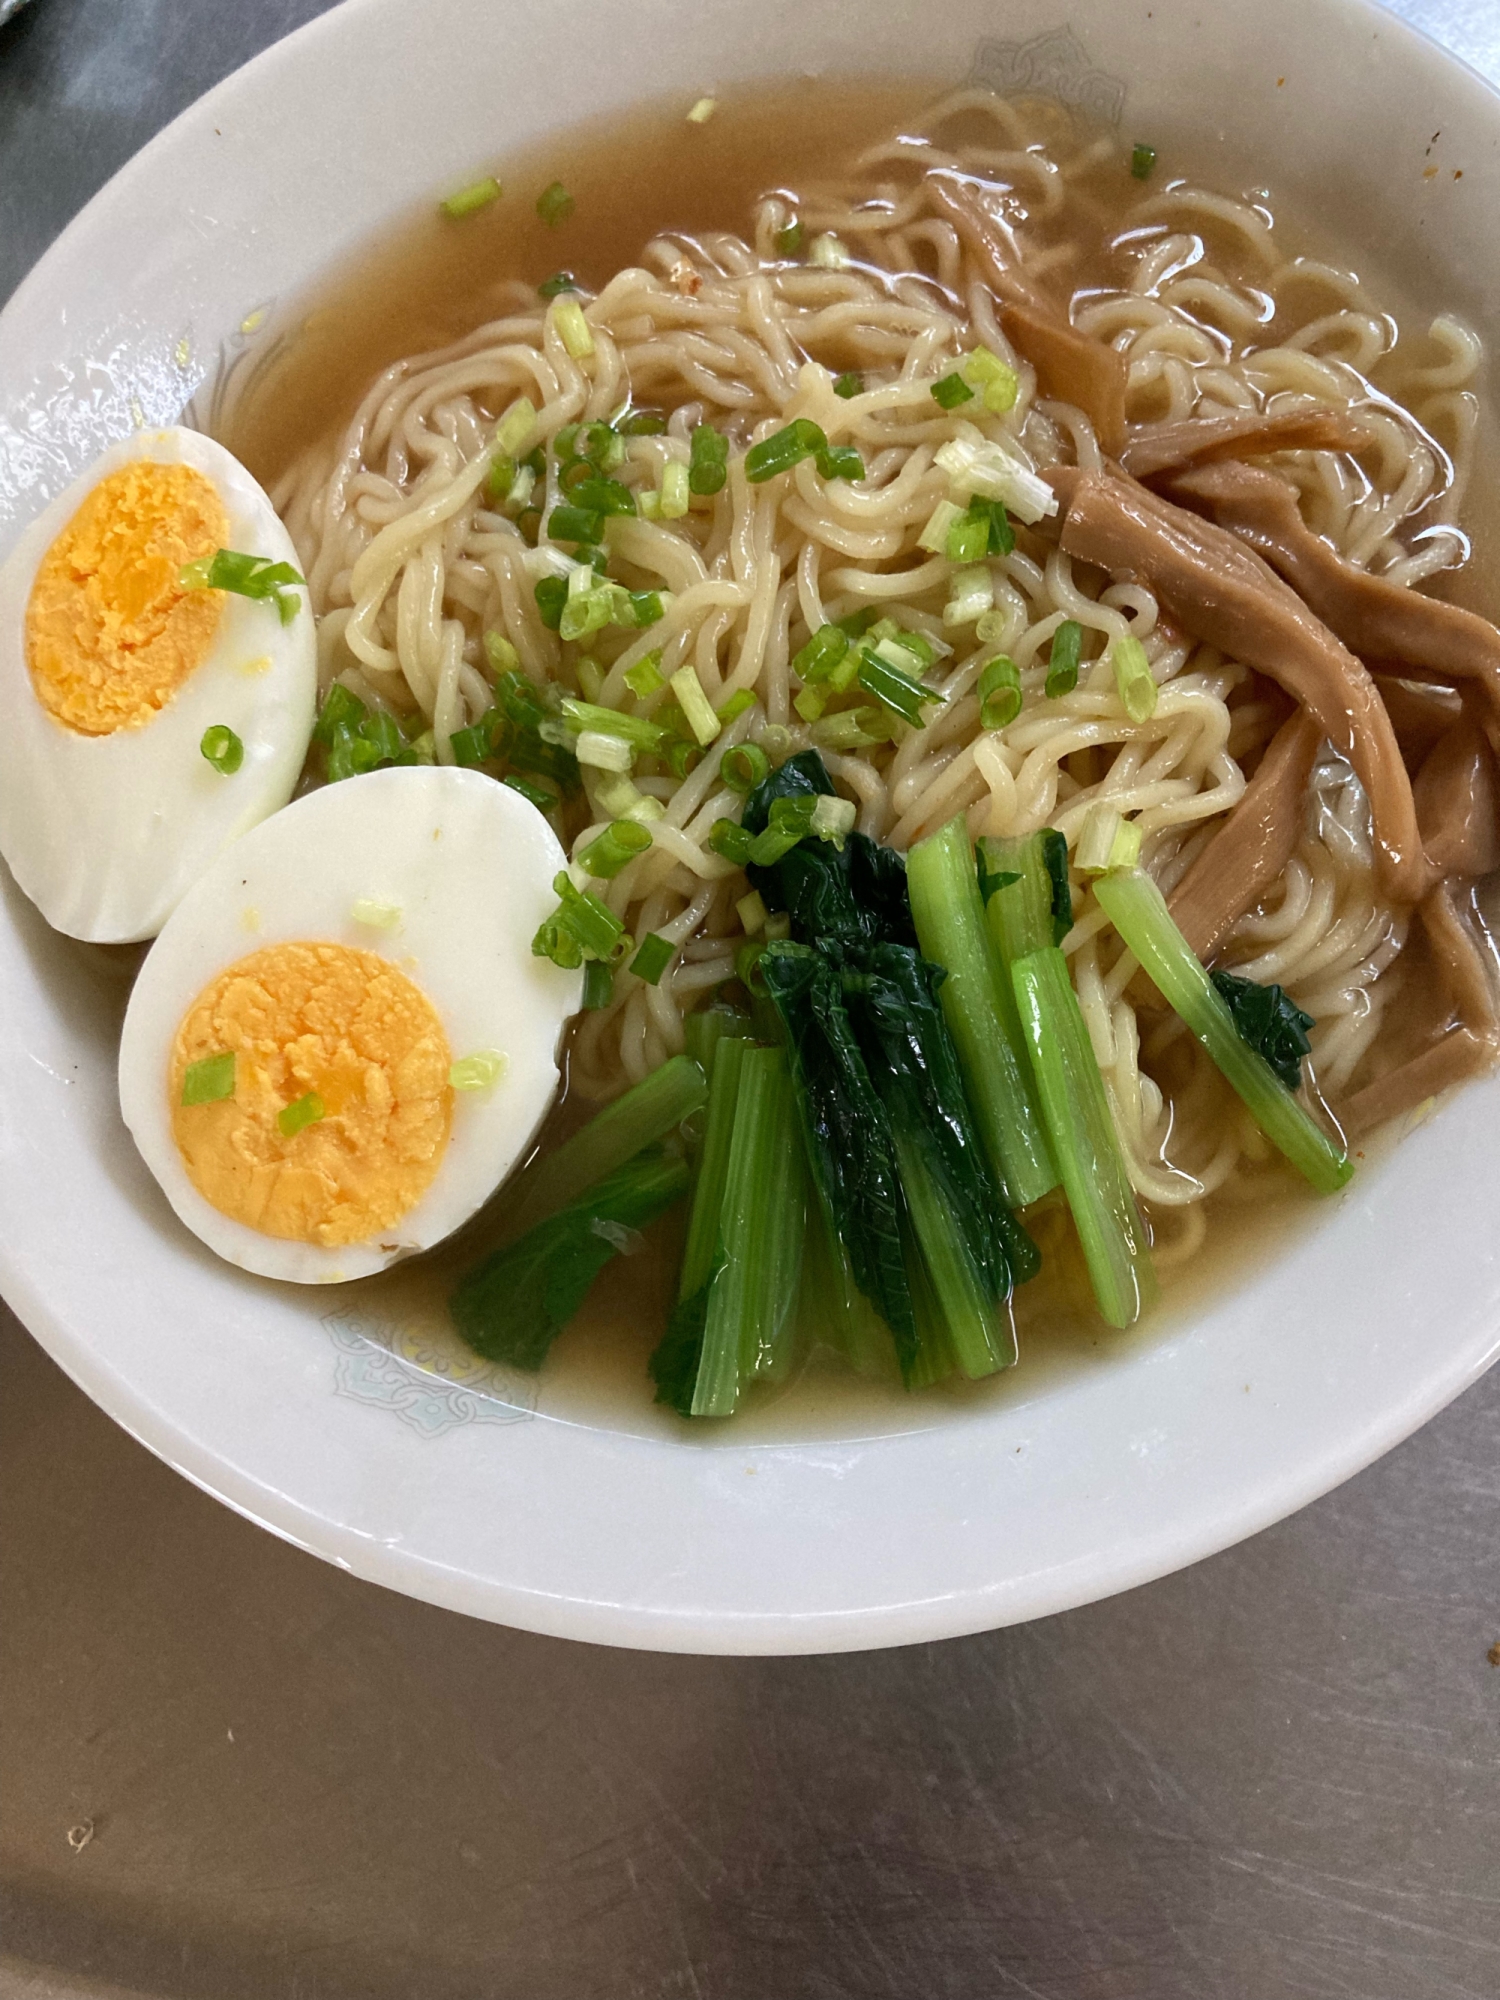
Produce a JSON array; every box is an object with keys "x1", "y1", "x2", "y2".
[
  {"x1": 0, "y1": 426, "x2": 317, "y2": 943},
  {"x1": 118, "y1": 765, "x2": 584, "y2": 1284}
]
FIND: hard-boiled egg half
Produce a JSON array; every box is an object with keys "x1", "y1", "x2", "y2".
[
  {"x1": 0, "y1": 426, "x2": 316, "y2": 943},
  {"x1": 118, "y1": 766, "x2": 583, "y2": 1283}
]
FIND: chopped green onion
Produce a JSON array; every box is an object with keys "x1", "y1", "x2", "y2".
[
  {"x1": 494, "y1": 397, "x2": 538, "y2": 458},
  {"x1": 625, "y1": 652, "x2": 667, "y2": 698},
  {"x1": 548, "y1": 504, "x2": 603, "y2": 547},
  {"x1": 978, "y1": 657, "x2": 1022, "y2": 730},
  {"x1": 1045, "y1": 619, "x2": 1083, "y2": 698},
  {"x1": 590, "y1": 771, "x2": 654, "y2": 821},
  {"x1": 719, "y1": 743, "x2": 770, "y2": 794},
  {"x1": 503, "y1": 773, "x2": 557, "y2": 812},
  {"x1": 618, "y1": 409, "x2": 668, "y2": 436},
  {"x1": 794, "y1": 684, "x2": 828, "y2": 723},
  {"x1": 686, "y1": 96, "x2": 717, "y2": 123},
  {"x1": 749, "y1": 793, "x2": 821, "y2": 866},
  {"x1": 278, "y1": 1091, "x2": 325, "y2": 1139},
  {"x1": 774, "y1": 220, "x2": 804, "y2": 257},
  {"x1": 737, "y1": 889, "x2": 768, "y2": 935},
  {"x1": 179, "y1": 548, "x2": 304, "y2": 622},
  {"x1": 918, "y1": 499, "x2": 965, "y2": 555},
  {"x1": 708, "y1": 817, "x2": 754, "y2": 866},
  {"x1": 568, "y1": 476, "x2": 635, "y2": 518},
  {"x1": 449, "y1": 1050, "x2": 509, "y2": 1092},
  {"x1": 575, "y1": 730, "x2": 634, "y2": 772},
  {"x1": 578, "y1": 818, "x2": 653, "y2": 878},
  {"x1": 552, "y1": 297, "x2": 594, "y2": 359},
  {"x1": 960, "y1": 495, "x2": 1015, "y2": 557},
  {"x1": 629, "y1": 590, "x2": 664, "y2": 628},
  {"x1": 536, "y1": 180, "x2": 574, "y2": 226},
  {"x1": 199, "y1": 724, "x2": 243, "y2": 775},
  {"x1": 630, "y1": 932, "x2": 675, "y2": 985},
  {"x1": 441, "y1": 177, "x2": 501, "y2": 219},
  {"x1": 960, "y1": 346, "x2": 1020, "y2": 415},
  {"x1": 793, "y1": 624, "x2": 851, "y2": 685},
  {"x1": 534, "y1": 576, "x2": 568, "y2": 629},
  {"x1": 558, "y1": 583, "x2": 623, "y2": 643},
  {"x1": 808, "y1": 233, "x2": 849, "y2": 269},
  {"x1": 832, "y1": 371, "x2": 863, "y2": 399},
  {"x1": 485, "y1": 631, "x2": 521, "y2": 680},
  {"x1": 809, "y1": 793, "x2": 855, "y2": 844},
  {"x1": 533, "y1": 871, "x2": 625, "y2": 965},
  {"x1": 576, "y1": 656, "x2": 605, "y2": 702},
  {"x1": 450, "y1": 715, "x2": 501, "y2": 766},
  {"x1": 1093, "y1": 870, "x2": 1352, "y2": 1193},
  {"x1": 816, "y1": 443, "x2": 865, "y2": 482},
  {"x1": 312, "y1": 683, "x2": 365, "y2": 745},
  {"x1": 568, "y1": 422, "x2": 619, "y2": 468},
  {"x1": 745, "y1": 418, "x2": 827, "y2": 483},
  {"x1": 810, "y1": 708, "x2": 885, "y2": 751},
  {"x1": 1076, "y1": 803, "x2": 1141, "y2": 876},
  {"x1": 1131, "y1": 142, "x2": 1158, "y2": 181},
  {"x1": 717, "y1": 689, "x2": 755, "y2": 727},
  {"x1": 537, "y1": 271, "x2": 578, "y2": 299},
  {"x1": 660, "y1": 461, "x2": 691, "y2": 518},
  {"x1": 944, "y1": 564, "x2": 994, "y2": 629},
  {"x1": 325, "y1": 730, "x2": 381, "y2": 782},
  {"x1": 666, "y1": 739, "x2": 700, "y2": 779},
  {"x1": 931, "y1": 372, "x2": 976, "y2": 411},
  {"x1": 487, "y1": 454, "x2": 517, "y2": 505},
  {"x1": 688, "y1": 425, "x2": 728, "y2": 497},
  {"x1": 582, "y1": 961, "x2": 614, "y2": 1009},
  {"x1": 181, "y1": 1051, "x2": 235, "y2": 1107},
  {"x1": 669, "y1": 664, "x2": 722, "y2": 746},
  {"x1": 1112, "y1": 634, "x2": 1158, "y2": 722},
  {"x1": 934, "y1": 433, "x2": 1058, "y2": 525},
  {"x1": 945, "y1": 513, "x2": 991, "y2": 564}
]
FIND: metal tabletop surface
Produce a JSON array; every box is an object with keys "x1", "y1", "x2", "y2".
[{"x1": 2, "y1": 4, "x2": 1498, "y2": 1996}]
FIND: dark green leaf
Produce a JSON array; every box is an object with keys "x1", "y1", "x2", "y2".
[
  {"x1": 450, "y1": 1149, "x2": 690, "y2": 1370},
  {"x1": 1041, "y1": 828, "x2": 1073, "y2": 944},
  {"x1": 759, "y1": 943, "x2": 915, "y2": 1369},
  {"x1": 648, "y1": 1254, "x2": 724, "y2": 1416},
  {"x1": 840, "y1": 942, "x2": 1039, "y2": 1301},
  {"x1": 1210, "y1": 971, "x2": 1315, "y2": 1091}
]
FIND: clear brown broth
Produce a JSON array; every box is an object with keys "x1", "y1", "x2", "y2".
[{"x1": 213, "y1": 83, "x2": 1495, "y2": 1436}]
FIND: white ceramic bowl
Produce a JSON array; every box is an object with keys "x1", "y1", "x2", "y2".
[{"x1": 3, "y1": 0, "x2": 1500, "y2": 1654}]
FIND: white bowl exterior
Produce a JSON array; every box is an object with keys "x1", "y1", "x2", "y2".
[{"x1": 2, "y1": 0, "x2": 1499, "y2": 1651}]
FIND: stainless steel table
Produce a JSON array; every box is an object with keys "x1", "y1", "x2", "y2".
[{"x1": 2, "y1": 5, "x2": 1498, "y2": 1995}]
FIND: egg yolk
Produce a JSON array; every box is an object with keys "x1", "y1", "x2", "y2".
[
  {"x1": 169, "y1": 943, "x2": 454, "y2": 1248},
  {"x1": 25, "y1": 460, "x2": 229, "y2": 735}
]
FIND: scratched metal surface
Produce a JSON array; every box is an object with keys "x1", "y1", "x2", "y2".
[{"x1": 1, "y1": 3, "x2": 1498, "y2": 1996}]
